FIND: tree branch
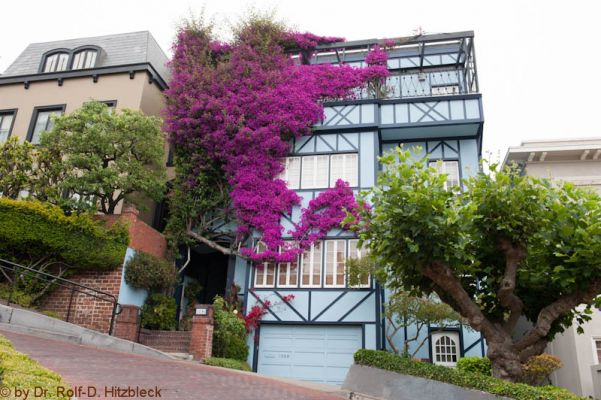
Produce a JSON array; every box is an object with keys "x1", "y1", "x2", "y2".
[
  {"x1": 186, "y1": 229, "x2": 247, "y2": 259},
  {"x1": 423, "y1": 261, "x2": 497, "y2": 339},
  {"x1": 497, "y1": 238, "x2": 526, "y2": 333},
  {"x1": 515, "y1": 278, "x2": 601, "y2": 351}
]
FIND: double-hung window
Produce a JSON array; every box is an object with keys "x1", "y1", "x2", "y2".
[
  {"x1": 254, "y1": 242, "x2": 276, "y2": 288},
  {"x1": 324, "y1": 240, "x2": 346, "y2": 287},
  {"x1": 430, "y1": 160, "x2": 460, "y2": 191},
  {"x1": 301, "y1": 242, "x2": 322, "y2": 287},
  {"x1": 0, "y1": 111, "x2": 16, "y2": 143},
  {"x1": 27, "y1": 106, "x2": 64, "y2": 144},
  {"x1": 301, "y1": 155, "x2": 329, "y2": 189}
]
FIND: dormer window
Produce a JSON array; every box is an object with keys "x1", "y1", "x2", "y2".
[
  {"x1": 43, "y1": 52, "x2": 69, "y2": 73},
  {"x1": 72, "y1": 49, "x2": 98, "y2": 70}
]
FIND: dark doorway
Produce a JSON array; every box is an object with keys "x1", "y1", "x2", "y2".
[{"x1": 185, "y1": 248, "x2": 229, "y2": 305}]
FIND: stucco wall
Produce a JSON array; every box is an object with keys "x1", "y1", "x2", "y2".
[{"x1": 525, "y1": 161, "x2": 601, "y2": 195}]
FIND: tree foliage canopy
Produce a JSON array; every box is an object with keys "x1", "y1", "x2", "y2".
[
  {"x1": 37, "y1": 101, "x2": 167, "y2": 214},
  {"x1": 354, "y1": 147, "x2": 601, "y2": 381}
]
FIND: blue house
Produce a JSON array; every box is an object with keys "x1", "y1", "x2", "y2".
[{"x1": 182, "y1": 31, "x2": 485, "y2": 385}]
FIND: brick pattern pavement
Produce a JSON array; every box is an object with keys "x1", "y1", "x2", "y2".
[{"x1": 1, "y1": 330, "x2": 344, "y2": 400}]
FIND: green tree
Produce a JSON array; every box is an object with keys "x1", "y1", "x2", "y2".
[
  {"x1": 37, "y1": 101, "x2": 167, "y2": 214},
  {"x1": 0, "y1": 137, "x2": 35, "y2": 199},
  {"x1": 354, "y1": 147, "x2": 601, "y2": 382}
]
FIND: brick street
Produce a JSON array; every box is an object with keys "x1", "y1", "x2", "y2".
[{"x1": 1, "y1": 330, "x2": 344, "y2": 400}]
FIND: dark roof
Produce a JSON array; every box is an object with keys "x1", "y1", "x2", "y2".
[{"x1": 2, "y1": 31, "x2": 170, "y2": 82}]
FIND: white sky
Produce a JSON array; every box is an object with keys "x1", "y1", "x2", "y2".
[{"x1": 1, "y1": 0, "x2": 600, "y2": 160}]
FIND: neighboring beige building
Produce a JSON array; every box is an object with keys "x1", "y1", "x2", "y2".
[
  {"x1": 504, "y1": 137, "x2": 601, "y2": 398},
  {"x1": 0, "y1": 31, "x2": 171, "y2": 227}
]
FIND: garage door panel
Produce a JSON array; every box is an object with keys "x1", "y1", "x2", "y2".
[{"x1": 257, "y1": 325, "x2": 362, "y2": 385}]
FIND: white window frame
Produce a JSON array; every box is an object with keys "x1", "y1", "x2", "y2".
[
  {"x1": 430, "y1": 160, "x2": 461, "y2": 191},
  {"x1": 329, "y1": 153, "x2": 359, "y2": 187},
  {"x1": 348, "y1": 239, "x2": 371, "y2": 288},
  {"x1": 301, "y1": 155, "x2": 329, "y2": 189},
  {"x1": 432, "y1": 332, "x2": 460, "y2": 367},
  {"x1": 277, "y1": 257, "x2": 299, "y2": 288},
  {"x1": 278, "y1": 156, "x2": 301, "y2": 189},
  {"x1": 592, "y1": 337, "x2": 601, "y2": 364},
  {"x1": 324, "y1": 240, "x2": 347, "y2": 288},
  {"x1": 253, "y1": 243, "x2": 276, "y2": 288},
  {"x1": 300, "y1": 242, "x2": 322, "y2": 288}
]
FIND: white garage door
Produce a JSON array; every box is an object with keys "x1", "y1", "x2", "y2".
[{"x1": 257, "y1": 325, "x2": 362, "y2": 385}]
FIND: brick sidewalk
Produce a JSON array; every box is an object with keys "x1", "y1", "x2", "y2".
[{"x1": 0, "y1": 330, "x2": 344, "y2": 400}]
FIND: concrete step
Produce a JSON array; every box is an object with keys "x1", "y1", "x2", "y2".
[
  {"x1": 167, "y1": 352, "x2": 194, "y2": 361},
  {"x1": 0, "y1": 303, "x2": 174, "y2": 360}
]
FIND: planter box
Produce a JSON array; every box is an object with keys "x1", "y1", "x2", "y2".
[{"x1": 342, "y1": 365, "x2": 510, "y2": 400}]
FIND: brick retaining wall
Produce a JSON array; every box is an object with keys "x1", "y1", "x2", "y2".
[{"x1": 139, "y1": 329, "x2": 192, "y2": 353}]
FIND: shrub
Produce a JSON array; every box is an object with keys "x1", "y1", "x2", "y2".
[
  {"x1": 203, "y1": 357, "x2": 251, "y2": 371},
  {"x1": 212, "y1": 296, "x2": 248, "y2": 361},
  {"x1": 354, "y1": 350, "x2": 583, "y2": 400},
  {"x1": 140, "y1": 293, "x2": 177, "y2": 330},
  {"x1": 124, "y1": 251, "x2": 177, "y2": 292},
  {"x1": 457, "y1": 356, "x2": 491, "y2": 376},
  {"x1": 522, "y1": 354, "x2": 562, "y2": 386},
  {"x1": 0, "y1": 198, "x2": 128, "y2": 270},
  {"x1": 0, "y1": 334, "x2": 70, "y2": 398},
  {"x1": 0, "y1": 283, "x2": 33, "y2": 308}
]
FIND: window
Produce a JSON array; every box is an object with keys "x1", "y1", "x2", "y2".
[
  {"x1": 594, "y1": 339, "x2": 601, "y2": 364},
  {"x1": 301, "y1": 242, "x2": 322, "y2": 287},
  {"x1": 72, "y1": 49, "x2": 98, "y2": 70},
  {"x1": 348, "y1": 239, "x2": 370, "y2": 288},
  {"x1": 325, "y1": 240, "x2": 346, "y2": 287},
  {"x1": 281, "y1": 153, "x2": 358, "y2": 190},
  {"x1": 301, "y1": 155, "x2": 329, "y2": 189},
  {"x1": 432, "y1": 332, "x2": 460, "y2": 367},
  {"x1": 330, "y1": 153, "x2": 358, "y2": 187},
  {"x1": 279, "y1": 157, "x2": 301, "y2": 189},
  {"x1": 0, "y1": 111, "x2": 16, "y2": 143},
  {"x1": 430, "y1": 160, "x2": 460, "y2": 190},
  {"x1": 43, "y1": 53, "x2": 69, "y2": 73},
  {"x1": 254, "y1": 243, "x2": 276, "y2": 288},
  {"x1": 27, "y1": 106, "x2": 64, "y2": 144},
  {"x1": 278, "y1": 255, "x2": 299, "y2": 287}
]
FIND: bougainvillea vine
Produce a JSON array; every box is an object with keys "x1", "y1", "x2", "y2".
[{"x1": 165, "y1": 16, "x2": 388, "y2": 263}]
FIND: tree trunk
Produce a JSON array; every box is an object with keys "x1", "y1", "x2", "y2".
[{"x1": 487, "y1": 337, "x2": 524, "y2": 382}]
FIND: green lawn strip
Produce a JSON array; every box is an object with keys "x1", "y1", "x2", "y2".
[
  {"x1": 0, "y1": 335, "x2": 70, "y2": 399},
  {"x1": 203, "y1": 357, "x2": 252, "y2": 371},
  {"x1": 354, "y1": 350, "x2": 583, "y2": 400}
]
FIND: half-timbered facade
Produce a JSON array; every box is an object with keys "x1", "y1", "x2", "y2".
[{"x1": 228, "y1": 31, "x2": 487, "y2": 384}]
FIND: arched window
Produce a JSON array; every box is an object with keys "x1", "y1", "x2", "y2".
[
  {"x1": 72, "y1": 49, "x2": 98, "y2": 70},
  {"x1": 433, "y1": 332, "x2": 459, "y2": 367},
  {"x1": 43, "y1": 52, "x2": 69, "y2": 73}
]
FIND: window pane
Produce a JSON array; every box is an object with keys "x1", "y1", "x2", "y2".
[
  {"x1": 301, "y1": 242, "x2": 322, "y2": 287},
  {"x1": 85, "y1": 51, "x2": 97, "y2": 68},
  {"x1": 325, "y1": 240, "x2": 346, "y2": 287},
  {"x1": 72, "y1": 52, "x2": 83, "y2": 69},
  {"x1": 279, "y1": 157, "x2": 300, "y2": 189},
  {"x1": 31, "y1": 112, "x2": 50, "y2": 144},
  {"x1": 44, "y1": 54, "x2": 57, "y2": 72},
  {"x1": 0, "y1": 114, "x2": 13, "y2": 143},
  {"x1": 348, "y1": 239, "x2": 370, "y2": 287},
  {"x1": 278, "y1": 257, "x2": 298, "y2": 287},
  {"x1": 301, "y1": 155, "x2": 329, "y2": 189},
  {"x1": 314, "y1": 155, "x2": 329, "y2": 187},
  {"x1": 57, "y1": 54, "x2": 69, "y2": 71},
  {"x1": 330, "y1": 153, "x2": 358, "y2": 187},
  {"x1": 301, "y1": 156, "x2": 315, "y2": 189}
]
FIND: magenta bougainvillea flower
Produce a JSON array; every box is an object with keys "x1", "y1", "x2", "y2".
[{"x1": 166, "y1": 23, "x2": 385, "y2": 263}]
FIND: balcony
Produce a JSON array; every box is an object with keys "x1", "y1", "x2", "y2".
[{"x1": 307, "y1": 31, "x2": 483, "y2": 141}]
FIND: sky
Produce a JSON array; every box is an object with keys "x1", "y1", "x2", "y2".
[{"x1": 1, "y1": 0, "x2": 600, "y2": 160}]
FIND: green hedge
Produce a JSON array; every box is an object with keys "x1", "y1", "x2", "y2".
[
  {"x1": 0, "y1": 334, "x2": 70, "y2": 399},
  {"x1": 212, "y1": 296, "x2": 248, "y2": 361},
  {"x1": 457, "y1": 356, "x2": 492, "y2": 376},
  {"x1": 140, "y1": 293, "x2": 177, "y2": 330},
  {"x1": 124, "y1": 251, "x2": 177, "y2": 291},
  {"x1": 203, "y1": 357, "x2": 251, "y2": 371},
  {"x1": 0, "y1": 198, "x2": 128, "y2": 270},
  {"x1": 354, "y1": 350, "x2": 583, "y2": 400}
]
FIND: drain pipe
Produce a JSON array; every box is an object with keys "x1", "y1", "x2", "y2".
[{"x1": 177, "y1": 246, "x2": 191, "y2": 324}]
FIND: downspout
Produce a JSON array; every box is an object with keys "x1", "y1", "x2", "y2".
[{"x1": 177, "y1": 246, "x2": 191, "y2": 323}]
